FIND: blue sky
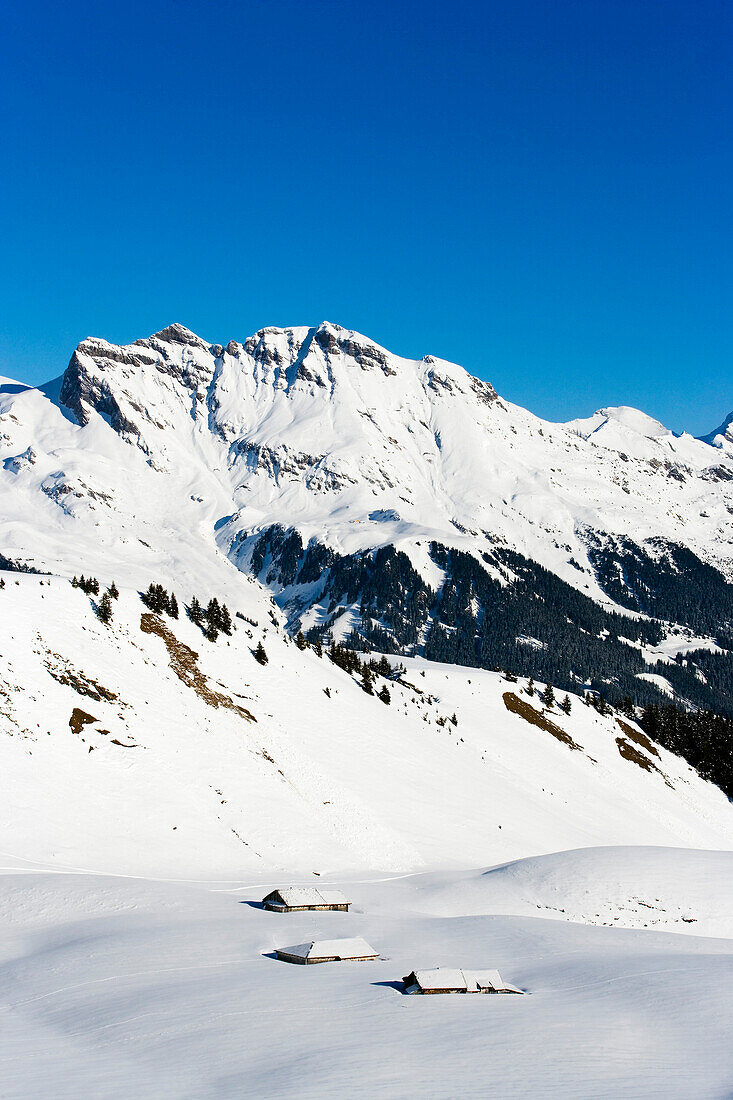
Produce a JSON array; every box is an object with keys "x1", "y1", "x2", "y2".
[{"x1": 1, "y1": 0, "x2": 730, "y2": 433}]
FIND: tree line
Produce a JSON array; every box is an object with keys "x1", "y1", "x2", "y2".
[{"x1": 639, "y1": 703, "x2": 733, "y2": 799}]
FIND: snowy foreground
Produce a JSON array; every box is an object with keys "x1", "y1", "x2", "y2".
[
  {"x1": 2, "y1": 854, "x2": 733, "y2": 1099},
  {"x1": 2, "y1": 574, "x2": 733, "y2": 1096}
]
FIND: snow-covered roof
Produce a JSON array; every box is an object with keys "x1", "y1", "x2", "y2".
[
  {"x1": 265, "y1": 887, "x2": 349, "y2": 906},
  {"x1": 278, "y1": 937, "x2": 378, "y2": 961},
  {"x1": 311, "y1": 889, "x2": 349, "y2": 906},
  {"x1": 404, "y1": 968, "x2": 521, "y2": 993},
  {"x1": 471, "y1": 969, "x2": 511, "y2": 992},
  {"x1": 410, "y1": 967, "x2": 467, "y2": 990}
]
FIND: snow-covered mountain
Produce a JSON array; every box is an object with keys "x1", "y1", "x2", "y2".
[
  {"x1": 1, "y1": 321, "x2": 733, "y2": 712},
  {"x1": 700, "y1": 410, "x2": 733, "y2": 453},
  {"x1": 3, "y1": 327, "x2": 733, "y2": 1098}
]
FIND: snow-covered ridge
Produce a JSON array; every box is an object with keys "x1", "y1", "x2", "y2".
[{"x1": 2, "y1": 321, "x2": 732, "y2": 590}]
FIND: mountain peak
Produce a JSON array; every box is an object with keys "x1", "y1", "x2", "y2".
[
  {"x1": 700, "y1": 411, "x2": 733, "y2": 448},
  {"x1": 139, "y1": 323, "x2": 210, "y2": 350}
]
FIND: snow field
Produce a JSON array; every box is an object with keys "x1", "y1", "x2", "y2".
[
  {"x1": 2, "y1": 866, "x2": 733, "y2": 1098},
  {"x1": 388, "y1": 845, "x2": 733, "y2": 938}
]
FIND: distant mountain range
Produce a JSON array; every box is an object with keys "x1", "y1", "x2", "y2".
[{"x1": 2, "y1": 321, "x2": 732, "y2": 712}]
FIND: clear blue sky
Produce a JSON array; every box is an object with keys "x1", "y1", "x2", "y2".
[{"x1": 1, "y1": 0, "x2": 730, "y2": 433}]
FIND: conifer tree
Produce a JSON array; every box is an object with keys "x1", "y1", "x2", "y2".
[
  {"x1": 540, "y1": 683, "x2": 555, "y2": 708},
  {"x1": 142, "y1": 582, "x2": 169, "y2": 613},
  {"x1": 361, "y1": 665, "x2": 374, "y2": 695},
  {"x1": 189, "y1": 596, "x2": 203, "y2": 624},
  {"x1": 219, "y1": 603, "x2": 232, "y2": 635},
  {"x1": 295, "y1": 631, "x2": 307, "y2": 650},
  {"x1": 108, "y1": 581, "x2": 119, "y2": 600},
  {"x1": 169, "y1": 592, "x2": 179, "y2": 619},
  {"x1": 97, "y1": 591, "x2": 113, "y2": 624},
  {"x1": 526, "y1": 677, "x2": 535, "y2": 697},
  {"x1": 378, "y1": 685, "x2": 391, "y2": 705},
  {"x1": 254, "y1": 640, "x2": 268, "y2": 666},
  {"x1": 559, "y1": 694, "x2": 572, "y2": 715},
  {"x1": 375, "y1": 655, "x2": 392, "y2": 678}
]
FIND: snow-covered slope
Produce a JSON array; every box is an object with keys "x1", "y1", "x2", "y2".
[
  {"x1": 399, "y1": 846, "x2": 733, "y2": 937},
  {"x1": 1, "y1": 573, "x2": 731, "y2": 879},
  {"x1": 3, "y1": 572, "x2": 733, "y2": 1098}
]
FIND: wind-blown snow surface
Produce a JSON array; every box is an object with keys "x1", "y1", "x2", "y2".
[
  {"x1": 396, "y1": 846, "x2": 733, "y2": 937},
  {"x1": 2, "y1": 864, "x2": 733, "y2": 1099}
]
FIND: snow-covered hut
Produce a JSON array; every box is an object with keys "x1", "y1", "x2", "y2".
[
  {"x1": 402, "y1": 968, "x2": 523, "y2": 995},
  {"x1": 262, "y1": 887, "x2": 349, "y2": 912},
  {"x1": 275, "y1": 937, "x2": 378, "y2": 965}
]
